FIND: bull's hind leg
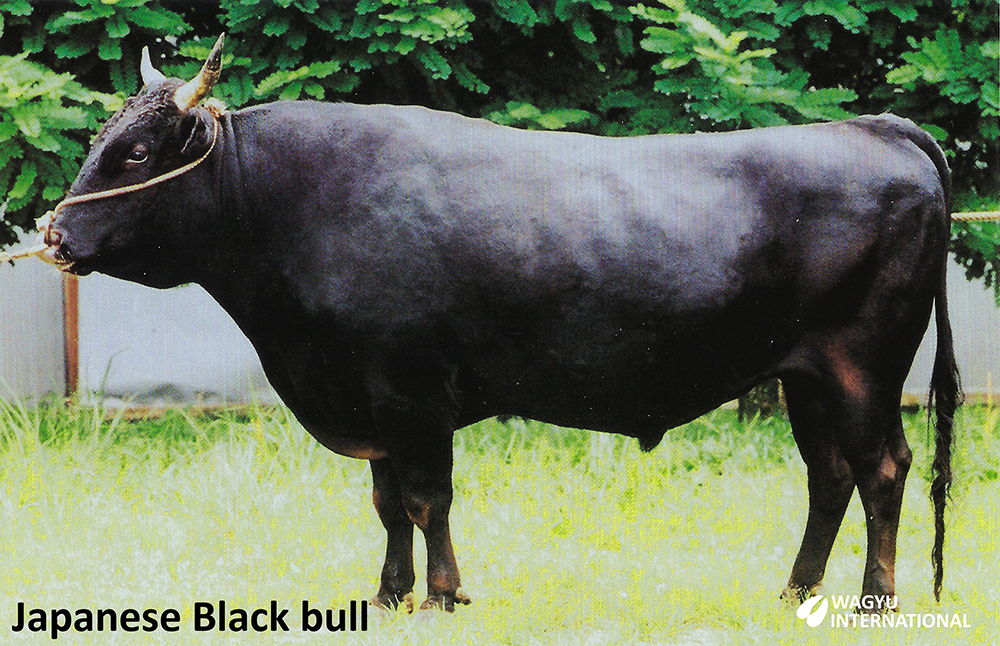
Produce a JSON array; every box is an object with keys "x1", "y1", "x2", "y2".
[
  {"x1": 370, "y1": 459, "x2": 416, "y2": 611},
  {"x1": 781, "y1": 380, "x2": 856, "y2": 601},
  {"x1": 782, "y1": 349, "x2": 912, "y2": 608},
  {"x1": 845, "y1": 394, "x2": 912, "y2": 604}
]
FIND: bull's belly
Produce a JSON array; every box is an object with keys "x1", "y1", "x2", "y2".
[
  {"x1": 452, "y1": 294, "x2": 795, "y2": 435},
  {"x1": 460, "y1": 350, "x2": 770, "y2": 437},
  {"x1": 253, "y1": 313, "x2": 787, "y2": 455}
]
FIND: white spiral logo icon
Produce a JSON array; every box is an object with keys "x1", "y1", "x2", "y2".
[{"x1": 796, "y1": 595, "x2": 829, "y2": 627}]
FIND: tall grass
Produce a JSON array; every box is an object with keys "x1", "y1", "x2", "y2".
[{"x1": 0, "y1": 401, "x2": 996, "y2": 645}]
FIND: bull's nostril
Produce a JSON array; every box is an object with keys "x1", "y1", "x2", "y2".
[{"x1": 45, "y1": 227, "x2": 63, "y2": 247}]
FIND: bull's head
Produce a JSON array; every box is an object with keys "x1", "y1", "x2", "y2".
[{"x1": 41, "y1": 35, "x2": 226, "y2": 287}]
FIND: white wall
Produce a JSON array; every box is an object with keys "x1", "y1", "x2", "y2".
[
  {"x1": 0, "y1": 258, "x2": 64, "y2": 400},
  {"x1": 903, "y1": 263, "x2": 1000, "y2": 400},
  {"x1": 77, "y1": 275, "x2": 275, "y2": 406}
]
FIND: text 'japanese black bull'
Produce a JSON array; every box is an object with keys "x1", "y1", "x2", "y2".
[{"x1": 38, "y1": 36, "x2": 959, "y2": 611}]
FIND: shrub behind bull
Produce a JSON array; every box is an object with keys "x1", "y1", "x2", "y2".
[{"x1": 39, "y1": 36, "x2": 959, "y2": 611}]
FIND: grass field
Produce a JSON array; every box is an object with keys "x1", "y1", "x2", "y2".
[{"x1": 0, "y1": 400, "x2": 997, "y2": 645}]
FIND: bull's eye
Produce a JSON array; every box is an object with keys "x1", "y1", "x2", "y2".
[{"x1": 126, "y1": 144, "x2": 148, "y2": 164}]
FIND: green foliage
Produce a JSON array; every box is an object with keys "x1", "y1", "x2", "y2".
[
  {"x1": 5, "y1": 0, "x2": 189, "y2": 95},
  {"x1": 0, "y1": 0, "x2": 996, "y2": 295},
  {"x1": 953, "y1": 221, "x2": 1000, "y2": 302},
  {"x1": 633, "y1": 1, "x2": 856, "y2": 130},
  {"x1": 887, "y1": 19, "x2": 999, "y2": 208},
  {"x1": 889, "y1": 30, "x2": 997, "y2": 121},
  {"x1": 197, "y1": 0, "x2": 483, "y2": 106},
  {"x1": 0, "y1": 53, "x2": 119, "y2": 246},
  {"x1": 486, "y1": 101, "x2": 596, "y2": 130}
]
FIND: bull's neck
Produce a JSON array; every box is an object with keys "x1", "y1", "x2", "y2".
[
  {"x1": 216, "y1": 112, "x2": 251, "y2": 243},
  {"x1": 186, "y1": 112, "x2": 260, "y2": 322},
  {"x1": 192, "y1": 111, "x2": 303, "y2": 334}
]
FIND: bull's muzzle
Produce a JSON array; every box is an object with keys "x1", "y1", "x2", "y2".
[{"x1": 34, "y1": 212, "x2": 73, "y2": 270}]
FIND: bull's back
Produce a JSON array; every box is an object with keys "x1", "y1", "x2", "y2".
[
  {"x1": 377, "y1": 108, "x2": 943, "y2": 310},
  {"x1": 236, "y1": 104, "x2": 948, "y2": 435}
]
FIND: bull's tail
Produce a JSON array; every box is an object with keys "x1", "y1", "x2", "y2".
[
  {"x1": 928, "y1": 263, "x2": 960, "y2": 602},
  {"x1": 907, "y1": 119, "x2": 961, "y2": 603}
]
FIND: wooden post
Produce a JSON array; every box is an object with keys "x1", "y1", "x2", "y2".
[{"x1": 63, "y1": 273, "x2": 79, "y2": 397}]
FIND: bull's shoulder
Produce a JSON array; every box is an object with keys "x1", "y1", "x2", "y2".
[
  {"x1": 235, "y1": 100, "x2": 493, "y2": 133},
  {"x1": 233, "y1": 100, "x2": 505, "y2": 164}
]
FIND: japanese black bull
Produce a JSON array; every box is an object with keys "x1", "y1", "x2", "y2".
[{"x1": 35, "y1": 36, "x2": 959, "y2": 611}]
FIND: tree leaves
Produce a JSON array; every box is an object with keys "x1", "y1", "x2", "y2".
[
  {"x1": 0, "y1": 54, "x2": 119, "y2": 246},
  {"x1": 635, "y1": 1, "x2": 859, "y2": 131},
  {"x1": 38, "y1": 0, "x2": 188, "y2": 94},
  {"x1": 889, "y1": 28, "x2": 999, "y2": 117},
  {"x1": 255, "y1": 61, "x2": 338, "y2": 101},
  {"x1": 486, "y1": 101, "x2": 595, "y2": 130}
]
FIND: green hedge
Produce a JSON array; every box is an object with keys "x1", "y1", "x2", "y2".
[{"x1": 1, "y1": 0, "x2": 997, "y2": 292}]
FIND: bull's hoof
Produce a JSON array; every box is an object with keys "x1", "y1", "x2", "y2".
[
  {"x1": 780, "y1": 583, "x2": 822, "y2": 605},
  {"x1": 420, "y1": 587, "x2": 472, "y2": 613},
  {"x1": 371, "y1": 591, "x2": 414, "y2": 613}
]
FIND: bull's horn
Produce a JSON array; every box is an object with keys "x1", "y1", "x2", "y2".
[
  {"x1": 174, "y1": 33, "x2": 226, "y2": 112},
  {"x1": 140, "y1": 46, "x2": 167, "y2": 86}
]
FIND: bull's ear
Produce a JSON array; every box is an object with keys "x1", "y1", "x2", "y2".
[
  {"x1": 174, "y1": 33, "x2": 226, "y2": 112},
  {"x1": 177, "y1": 110, "x2": 215, "y2": 157},
  {"x1": 140, "y1": 46, "x2": 167, "y2": 86}
]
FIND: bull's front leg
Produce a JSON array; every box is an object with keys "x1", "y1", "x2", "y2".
[
  {"x1": 370, "y1": 458, "x2": 416, "y2": 611},
  {"x1": 369, "y1": 374, "x2": 471, "y2": 612}
]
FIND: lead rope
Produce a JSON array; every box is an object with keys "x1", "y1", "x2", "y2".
[
  {"x1": 952, "y1": 211, "x2": 1000, "y2": 222},
  {"x1": 1, "y1": 117, "x2": 219, "y2": 264}
]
